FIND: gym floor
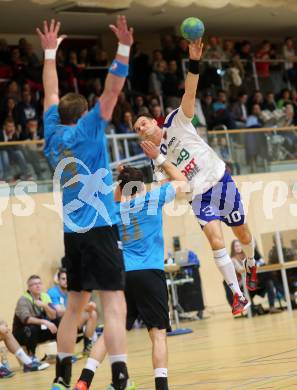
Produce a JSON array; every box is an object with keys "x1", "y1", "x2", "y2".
[{"x1": 4, "y1": 311, "x2": 297, "y2": 390}]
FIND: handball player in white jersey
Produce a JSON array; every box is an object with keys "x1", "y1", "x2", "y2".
[{"x1": 135, "y1": 38, "x2": 257, "y2": 315}]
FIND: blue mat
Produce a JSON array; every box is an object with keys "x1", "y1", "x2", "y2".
[{"x1": 167, "y1": 328, "x2": 193, "y2": 336}]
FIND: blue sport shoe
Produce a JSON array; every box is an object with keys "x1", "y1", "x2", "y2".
[
  {"x1": 23, "y1": 360, "x2": 50, "y2": 372},
  {"x1": 0, "y1": 365, "x2": 15, "y2": 379}
]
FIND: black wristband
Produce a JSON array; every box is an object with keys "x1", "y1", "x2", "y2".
[{"x1": 188, "y1": 59, "x2": 200, "y2": 75}]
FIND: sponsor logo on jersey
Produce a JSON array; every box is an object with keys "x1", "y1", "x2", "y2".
[
  {"x1": 168, "y1": 136, "x2": 176, "y2": 148},
  {"x1": 174, "y1": 148, "x2": 190, "y2": 166},
  {"x1": 182, "y1": 158, "x2": 200, "y2": 180},
  {"x1": 160, "y1": 143, "x2": 167, "y2": 155}
]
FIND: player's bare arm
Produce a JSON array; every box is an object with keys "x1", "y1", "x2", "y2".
[
  {"x1": 99, "y1": 15, "x2": 134, "y2": 120},
  {"x1": 36, "y1": 19, "x2": 66, "y2": 112},
  {"x1": 181, "y1": 38, "x2": 204, "y2": 119},
  {"x1": 141, "y1": 141, "x2": 188, "y2": 194}
]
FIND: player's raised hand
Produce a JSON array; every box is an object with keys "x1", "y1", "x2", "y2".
[
  {"x1": 109, "y1": 15, "x2": 134, "y2": 47},
  {"x1": 36, "y1": 19, "x2": 67, "y2": 50},
  {"x1": 189, "y1": 38, "x2": 204, "y2": 61},
  {"x1": 140, "y1": 141, "x2": 160, "y2": 160}
]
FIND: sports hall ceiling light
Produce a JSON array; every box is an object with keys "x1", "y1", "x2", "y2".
[{"x1": 29, "y1": 0, "x2": 297, "y2": 11}]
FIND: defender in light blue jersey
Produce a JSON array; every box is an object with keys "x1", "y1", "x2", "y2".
[
  {"x1": 73, "y1": 142, "x2": 188, "y2": 390},
  {"x1": 37, "y1": 17, "x2": 135, "y2": 390}
]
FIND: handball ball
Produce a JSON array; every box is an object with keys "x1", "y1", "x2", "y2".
[{"x1": 180, "y1": 17, "x2": 205, "y2": 41}]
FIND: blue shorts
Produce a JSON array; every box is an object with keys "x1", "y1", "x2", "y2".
[{"x1": 191, "y1": 171, "x2": 246, "y2": 228}]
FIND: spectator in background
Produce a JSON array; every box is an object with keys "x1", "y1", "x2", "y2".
[
  {"x1": 161, "y1": 34, "x2": 178, "y2": 62},
  {"x1": 255, "y1": 40, "x2": 272, "y2": 94},
  {"x1": 150, "y1": 104, "x2": 165, "y2": 127},
  {"x1": 0, "y1": 97, "x2": 20, "y2": 129},
  {"x1": 223, "y1": 40, "x2": 235, "y2": 61},
  {"x1": 248, "y1": 90, "x2": 264, "y2": 111},
  {"x1": 151, "y1": 49, "x2": 163, "y2": 71},
  {"x1": 176, "y1": 37, "x2": 189, "y2": 62},
  {"x1": 117, "y1": 110, "x2": 134, "y2": 134},
  {"x1": 133, "y1": 95, "x2": 149, "y2": 116},
  {"x1": 87, "y1": 77, "x2": 102, "y2": 108},
  {"x1": 162, "y1": 59, "x2": 183, "y2": 108},
  {"x1": 230, "y1": 91, "x2": 248, "y2": 128},
  {"x1": 263, "y1": 91, "x2": 277, "y2": 111},
  {"x1": 212, "y1": 89, "x2": 236, "y2": 129},
  {"x1": 269, "y1": 44, "x2": 285, "y2": 94},
  {"x1": 78, "y1": 48, "x2": 89, "y2": 67},
  {"x1": 16, "y1": 90, "x2": 39, "y2": 131},
  {"x1": 48, "y1": 269, "x2": 98, "y2": 356},
  {"x1": 5, "y1": 80, "x2": 21, "y2": 102},
  {"x1": 201, "y1": 91, "x2": 215, "y2": 130},
  {"x1": 24, "y1": 43, "x2": 40, "y2": 68},
  {"x1": 130, "y1": 42, "x2": 150, "y2": 94},
  {"x1": 283, "y1": 37, "x2": 297, "y2": 89},
  {"x1": 239, "y1": 40, "x2": 254, "y2": 94},
  {"x1": 148, "y1": 59, "x2": 167, "y2": 97},
  {"x1": 0, "y1": 316, "x2": 49, "y2": 377},
  {"x1": 0, "y1": 38, "x2": 9, "y2": 64},
  {"x1": 277, "y1": 88, "x2": 291, "y2": 109},
  {"x1": 0, "y1": 118, "x2": 32, "y2": 180},
  {"x1": 205, "y1": 36, "x2": 224, "y2": 63},
  {"x1": 12, "y1": 275, "x2": 58, "y2": 359},
  {"x1": 112, "y1": 91, "x2": 133, "y2": 129}
]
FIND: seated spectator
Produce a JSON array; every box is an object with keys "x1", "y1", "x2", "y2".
[
  {"x1": 248, "y1": 90, "x2": 264, "y2": 111},
  {"x1": 224, "y1": 240, "x2": 281, "y2": 314},
  {"x1": 212, "y1": 90, "x2": 236, "y2": 129},
  {"x1": 0, "y1": 38, "x2": 9, "y2": 65},
  {"x1": 0, "y1": 119, "x2": 32, "y2": 181},
  {"x1": 112, "y1": 91, "x2": 133, "y2": 129},
  {"x1": 0, "y1": 316, "x2": 49, "y2": 377},
  {"x1": 223, "y1": 39, "x2": 235, "y2": 61},
  {"x1": 201, "y1": 91, "x2": 215, "y2": 129},
  {"x1": 150, "y1": 104, "x2": 165, "y2": 127},
  {"x1": 277, "y1": 88, "x2": 291, "y2": 109},
  {"x1": 151, "y1": 49, "x2": 163, "y2": 71},
  {"x1": 117, "y1": 111, "x2": 134, "y2": 134},
  {"x1": 16, "y1": 90, "x2": 39, "y2": 131},
  {"x1": 0, "y1": 97, "x2": 21, "y2": 130},
  {"x1": 230, "y1": 91, "x2": 248, "y2": 128},
  {"x1": 133, "y1": 95, "x2": 149, "y2": 116},
  {"x1": 78, "y1": 48, "x2": 89, "y2": 67},
  {"x1": 263, "y1": 91, "x2": 277, "y2": 111},
  {"x1": 5, "y1": 80, "x2": 21, "y2": 102},
  {"x1": 12, "y1": 275, "x2": 59, "y2": 359},
  {"x1": 176, "y1": 37, "x2": 189, "y2": 62},
  {"x1": 48, "y1": 269, "x2": 98, "y2": 355}
]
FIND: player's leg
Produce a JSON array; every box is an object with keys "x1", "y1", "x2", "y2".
[
  {"x1": 232, "y1": 224, "x2": 257, "y2": 291},
  {"x1": 72, "y1": 333, "x2": 107, "y2": 390},
  {"x1": 78, "y1": 310, "x2": 98, "y2": 355},
  {"x1": 203, "y1": 220, "x2": 249, "y2": 315},
  {"x1": 53, "y1": 291, "x2": 91, "y2": 389},
  {"x1": 149, "y1": 328, "x2": 168, "y2": 390},
  {"x1": 101, "y1": 290, "x2": 133, "y2": 390}
]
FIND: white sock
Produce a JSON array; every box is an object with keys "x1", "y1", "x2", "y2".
[
  {"x1": 15, "y1": 348, "x2": 32, "y2": 365},
  {"x1": 154, "y1": 368, "x2": 168, "y2": 378},
  {"x1": 241, "y1": 239, "x2": 256, "y2": 267},
  {"x1": 109, "y1": 354, "x2": 127, "y2": 365},
  {"x1": 213, "y1": 248, "x2": 243, "y2": 296},
  {"x1": 85, "y1": 357, "x2": 100, "y2": 373},
  {"x1": 58, "y1": 352, "x2": 72, "y2": 361}
]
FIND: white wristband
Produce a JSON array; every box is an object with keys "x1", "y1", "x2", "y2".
[
  {"x1": 153, "y1": 154, "x2": 166, "y2": 167},
  {"x1": 44, "y1": 49, "x2": 57, "y2": 60},
  {"x1": 117, "y1": 43, "x2": 130, "y2": 57}
]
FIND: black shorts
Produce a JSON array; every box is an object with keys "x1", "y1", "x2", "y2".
[
  {"x1": 125, "y1": 269, "x2": 171, "y2": 332},
  {"x1": 64, "y1": 225, "x2": 125, "y2": 292}
]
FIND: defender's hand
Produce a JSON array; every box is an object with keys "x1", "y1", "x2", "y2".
[
  {"x1": 109, "y1": 15, "x2": 134, "y2": 47},
  {"x1": 36, "y1": 19, "x2": 67, "y2": 50},
  {"x1": 140, "y1": 141, "x2": 160, "y2": 159},
  {"x1": 189, "y1": 38, "x2": 204, "y2": 61}
]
